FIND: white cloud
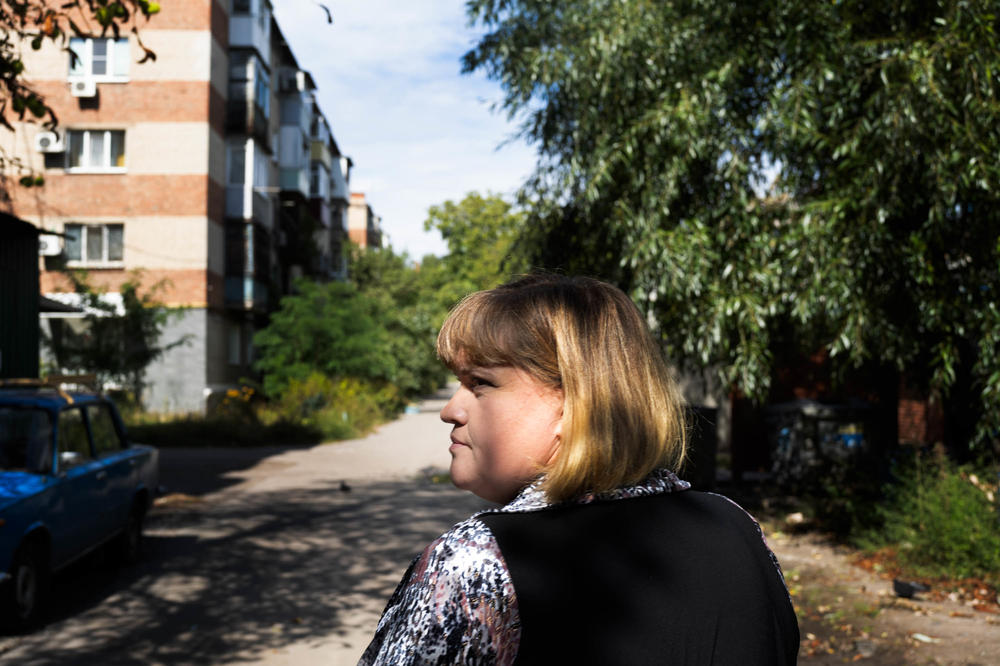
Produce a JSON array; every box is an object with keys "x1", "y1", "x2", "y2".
[{"x1": 271, "y1": 0, "x2": 536, "y2": 258}]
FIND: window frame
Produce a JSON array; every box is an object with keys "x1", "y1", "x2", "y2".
[
  {"x1": 66, "y1": 129, "x2": 127, "y2": 173},
  {"x1": 64, "y1": 222, "x2": 125, "y2": 267},
  {"x1": 85, "y1": 403, "x2": 126, "y2": 457},
  {"x1": 68, "y1": 37, "x2": 130, "y2": 82},
  {"x1": 57, "y1": 406, "x2": 94, "y2": 472}
]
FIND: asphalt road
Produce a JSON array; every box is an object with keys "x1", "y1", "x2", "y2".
[{"x1": 0, "y1": 386, "x2": 486, "y2": 665}]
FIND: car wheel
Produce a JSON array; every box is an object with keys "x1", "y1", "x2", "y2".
[
  {"x1": 115, "y1": 501, "x2": 146, "y2": 564},
  {"x1": 3, "y1": 541, "x2": 49, "y2": 632}
]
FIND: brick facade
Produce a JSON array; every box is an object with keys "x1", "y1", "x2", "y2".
[
  {"x1": 26, "y1": 81, "x2": 221, "y2": 129},
  {"x1": 40, "y1": 268, "x2": 221, "y2": 309},
  {"x1": 13, "y1": 175, "x2": 222, "y2": 218}
]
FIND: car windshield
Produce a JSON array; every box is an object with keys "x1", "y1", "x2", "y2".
[{"x1": 0, "y1": 407, "x2": 53, "y2": 473}]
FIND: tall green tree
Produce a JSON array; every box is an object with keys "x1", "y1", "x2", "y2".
[
  {"x1": 252, "y1": 279, "x2": 398, "y2": 398},
  {"x1": 348, "y1": 245, "x2": 449, "y2": 396},
  {"x1": 466, "y1": 0, "x2": 1000, "y2": 454},
  {"x1": 422, "y1": 191, "x2": 526, "y2": 310}
]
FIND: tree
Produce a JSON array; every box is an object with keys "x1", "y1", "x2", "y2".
[
  {"x1": 45, "y1": 271, "x2": 183, "y2": 402},
  {"x1": 0, "y1": 0, "x2": 158, "y2": 187},
  {"x1": 348, "y1": 245, "x2": 450, "y2": 396},
  {"x1": 465, "y1": 0, "x2": 1000, "y2": 454},
  {"x1": 423, "y1": 191, "x2": 525, "y2": 303},
  {"x1": 252, "y1": 279, "x2": 397, "y2": 398}
]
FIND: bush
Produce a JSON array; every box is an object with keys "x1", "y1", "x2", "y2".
[
  {"x1": 123, "y1": 373, "x2": 409, "y2": 447},
  {"x1": 854, "y1": 453, "x2": 1000, "y2": 583},
  {"x1": 125, "y1": 413, "x2": 322, "y2": 448},
  {"x1": 259, "y1": 372, "x2": 403, "y2": 440}
]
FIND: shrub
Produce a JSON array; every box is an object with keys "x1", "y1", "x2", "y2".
[
  {"x1": 259, "y1": 372, "x2": 402, "y2": 440},
  {"x1": 125, "y1": 413, "x2": 321, "y2": 448},
  {"x1": 854, "y1": 453, "x2": 1000, "y2": 583}
]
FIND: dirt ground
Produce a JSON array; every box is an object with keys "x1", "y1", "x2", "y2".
[{"x1": 758, "y1": 517, "x2": 1000, "y2": 665}]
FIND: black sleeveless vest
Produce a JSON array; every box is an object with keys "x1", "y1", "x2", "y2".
[{"x1": 479, "y1": 491, "x2": 799, "y2": 665}]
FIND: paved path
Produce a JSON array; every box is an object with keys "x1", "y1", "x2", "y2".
[{"x1": 0, "y1": 386, "x2": 487, "y2": 665}]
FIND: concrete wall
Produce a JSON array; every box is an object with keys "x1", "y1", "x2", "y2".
[{"x1": 144, "y1": 307, "x2": 208, "y2": 413}]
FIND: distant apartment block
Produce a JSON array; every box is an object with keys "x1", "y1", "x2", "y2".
[
  {"x1": 347, "y1": 191, "x2": 383, "y2": 249},
  {"x1": 3, "y1": 0, "x2": 354, "y2": 412}
]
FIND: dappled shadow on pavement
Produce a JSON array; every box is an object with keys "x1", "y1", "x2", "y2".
[
  {"x1": 156, "y1": 446, "x2": 312, "y2": 497},
  {"x1": 0, "y1": 476, "x2": 485, "y2": 665}
]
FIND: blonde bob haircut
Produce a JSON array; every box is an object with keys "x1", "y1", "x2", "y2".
[{"x1": 437, "y1": 274, "x2": 686, "y2": 503}]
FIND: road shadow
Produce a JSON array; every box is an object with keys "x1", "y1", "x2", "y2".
[
  {"x1": 0, "y1": 475, "x2": 486, "y2": 665},
  {"x1": 157, "y1": 446, "x2": 309, "y2": 497}
]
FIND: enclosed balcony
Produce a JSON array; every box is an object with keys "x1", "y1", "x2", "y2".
[
  {"x1": 227, "y1": 51, "x2": 271, "y2": 145},
  {"x1": 224, "y1": 221, "x2": 271, "y2": 311},
  {"x1": 225, "y1": 185, "x2": 274, "y2": 231},
  {"x1": 229, "y1": 0, "x2": 272, "y2": 66}
]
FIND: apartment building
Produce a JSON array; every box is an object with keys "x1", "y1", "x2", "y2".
[
  {"x1": 347, "y1": 191, "x2": 383, "y2": 249},
  {"x1": 4, "y1": 0, "x2": 353, "y2": 412}
]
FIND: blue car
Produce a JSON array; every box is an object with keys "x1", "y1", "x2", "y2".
[{"x1": 0, "y1": 382, "x2": 158, "y2": 630}]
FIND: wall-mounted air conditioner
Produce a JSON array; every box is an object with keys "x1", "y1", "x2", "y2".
[
  {"x1": 70, "y1": 78, "x2": 97, "y2": 97},
  {"x1": 35, "y1": 131, "x2": 65, "y2": 153},
  {"x1": 38, "y1": 234, "x2": 63, "y2": 256}
]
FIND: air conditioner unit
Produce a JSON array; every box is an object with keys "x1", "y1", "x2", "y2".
[
  {"x1": 38, "y1": 234, "x2": 63, "y2": 256},
  {"x1": 70, "y1": 78, "x2": 97, "y2": 98},
  {"x1": 35, "y1": 131, "x2": 64, "y2": 153}
]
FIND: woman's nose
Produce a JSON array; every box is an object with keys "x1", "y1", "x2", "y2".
[{"x1": 440, "y1": 388, "x2": 468, "y2": 425}]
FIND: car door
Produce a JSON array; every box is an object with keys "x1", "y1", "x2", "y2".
[
  {"x1": 48, "y1": 406, "x2": 105, "y2": 566},
  {"x1": 85, "y1": 402, "x2": 135, "y2": 539}
]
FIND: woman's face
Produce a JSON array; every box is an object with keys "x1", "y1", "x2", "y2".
[{"x1": 440, "y1": 363, "x2": 563, "y2": 504}]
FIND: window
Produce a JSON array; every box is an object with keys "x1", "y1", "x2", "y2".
[
  {"x1": 65, "y1": 223, "x2": 124, "y2": 265},
  {"x1": 0, "y1": 408, "x2": 52, "y2": 473},
  {"x1": 58, "y1": 408, "x2": 92, "y2": 470},
  {"x1": 68, "y1": 37, "x2": 129, "y2": 80},
  {"x1": 67, "y1": 129, "x2": 125, "y2": 171},
  {"x1": 258, "y1": 0, "x2": 270, "y2": 29},
  {"x1": 228, "y1": 323, "x2": 242, "y2": 365},
  {"x1": 228, "y1": 143, "x2": 247, "y2": 185},
  {"x1": 309, "y1": 163, "x2": 321, "y2": 197},
  {"x1": 86, "y1": 404, "x2": 123, "y2": 456},
  {"x1": 254, "y1": 60, "x2": 270, "y2": 118}
]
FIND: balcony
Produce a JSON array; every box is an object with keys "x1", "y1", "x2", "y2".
[
  {"x1": 227, "y1": 84, "x2": 270, "y2": 144},
  {"x1": 279, "y1": 167, "x2": 309, "y2": 198},
  {"x1": 226, "y1": 185, "x2": 274, "y2": 230},
  {"x1": 229, "y1": 3, "x2": 271, "y2": 66},
  {"x1": 330, "y1": 161, "x2": 349, "y2": 202},
  {"x1": 225, "y1": 276, "x2": 269, "y2": 311},
  {"x1": 310, "y1": 140, "x2": 332, "y2": 169},
  {"x1": 224, "y1": 220, "x2": 271, "y2": 311}
]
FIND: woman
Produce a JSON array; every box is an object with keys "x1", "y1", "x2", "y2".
[{"x1": 359, "y1": 274, "x2": 799, "y2": 665}]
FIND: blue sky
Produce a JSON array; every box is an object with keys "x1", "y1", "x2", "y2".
[{"x1": 271, "y1": 0, "x2": 537, "y2": 259}]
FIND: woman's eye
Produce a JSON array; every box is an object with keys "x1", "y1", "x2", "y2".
[{"x1": 468, "y1": 376, "x2": 494, "y2": 391}]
